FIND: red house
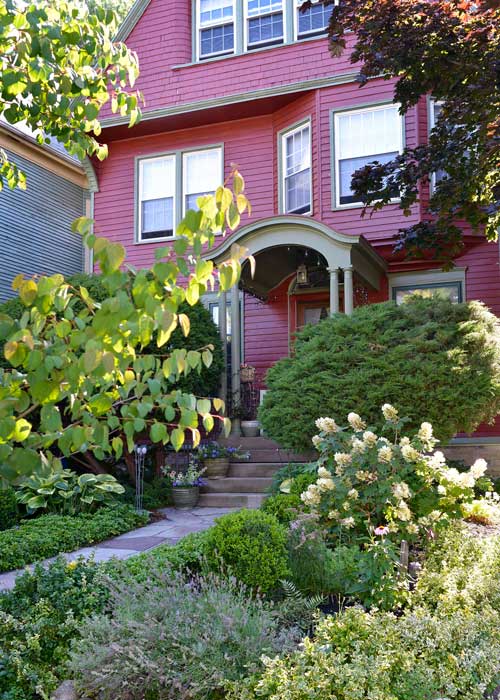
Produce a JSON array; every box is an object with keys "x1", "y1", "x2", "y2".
[{"x1": 92, "y1": 0, "x2": 500, "y2": 473}]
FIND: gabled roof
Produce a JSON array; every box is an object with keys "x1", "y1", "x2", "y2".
[{"x1": 115, "y1": 0, "x2": 152, "y2": 42}]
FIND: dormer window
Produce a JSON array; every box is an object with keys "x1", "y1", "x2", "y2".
[
  {"x1": 246, "y1": 0, "x2": 284, "y2": 50},
  {"x1": 197, "y1": 0, "x2": 235, "y2": 59}
]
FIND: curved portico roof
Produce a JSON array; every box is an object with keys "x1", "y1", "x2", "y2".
[{"x1": 206, "y1": 215, "x2": 387, "y2": 298}]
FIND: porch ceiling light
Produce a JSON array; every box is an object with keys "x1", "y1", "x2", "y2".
[{"x1": 297, "y1": 263, "x2": 308, "y2": 286}]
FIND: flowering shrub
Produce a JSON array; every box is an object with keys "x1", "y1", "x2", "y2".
[
  {"x1": 302, "y1": 405, "x2": 494, "y2": 547},
  {"x1": 198, "y1": 441, "x2": 250, "y2": 460}
]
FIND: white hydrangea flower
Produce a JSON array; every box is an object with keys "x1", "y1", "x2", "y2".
[
  {"x1": 406, "y1": 523, "x2": 419, "y2": 535},
  {"x1": 399, "y1": 436, "x2": 411, "y2": 447},
  {"x1": 334, "y1": 452, "x2": 352, "y2": 468},
  {"x1": 301, "y1": 484, "x2": 322, "y2": 506},
  {"x1": 470, "y1": 458, "x2": 488, "y2": 479},
  {"x1": 328, "y1": 509, "x2": 340, "y2": 520},
  {"x1": 395, "y1": 501, "x2": 412, "y2": 521},
  {"x1": 340, "y1": 516, "x2": 355, "y2": 528},
  {"x1": 315, "y1": 417, "x2": 339, "y2": 434},
  {"x1": 381, "y1": 403, "x2": 399, "y2": 422},
  {"x1": 351, "y1": 437, "x2": 366, "y2": 454},
  {"x1": 347, "y1": 412, "x2": 366, "y2": 432},
  {"x1": 348, "y1": 488, "x2": 359, "y2": 500},
  {"x1": 427, "y1": 451, "x2": 447, "y2": 471},
  {"x1": 317, "y1": 466, "x2": 332, "y2": 479},
  {"x1": 457, "y1": 472, "x2": 475, "y2": 489},
  {"x1": 363, "y1": 430, "x2": 378, "y2": 447},
  {"x1": 418, "y1": 422, "x2": 433, "y2": 442},
  {"x1": 437, "y1": 484, "x2": 447, "y2": 495},
  {"x1": 401, "y1": 444, "x2": 420, "y2": 462},
  {"x1": 312, "y1": 435, "x2": 323, "y2": 449},
  {"x1": 378, "y1": 445, "x2": 393, "y2": 463},
  {"x1": 342, "y1": 501, "x2": 351, "y2": 511},
  {"x1": 392, "y1": 482, "x2": 411, "y2": 500},
  {"x1": 317, "y1": 477, "x2": 335, "y2": 492}
]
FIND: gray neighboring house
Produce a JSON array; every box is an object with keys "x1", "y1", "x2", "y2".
[{"x1": 0, "y1": 122, "x2": 93, "y2": 301}]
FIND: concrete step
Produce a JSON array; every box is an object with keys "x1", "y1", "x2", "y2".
[
  {"x1": 230, "y1": 449, "x2": 310, "y2": 463},
  {"x1": 202, "y1": 477, "x2": 273, "y2": 493},
  {"x1": 198, "y1": 492, "x2": 267, "y2": 508},
  {"x1": 229, "y1": 462, "x2": 282, "y2": 477}
]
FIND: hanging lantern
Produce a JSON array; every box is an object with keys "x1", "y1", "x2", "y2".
[{"x1": 297, "y1": 263, "x2": 308, "y2": 285}]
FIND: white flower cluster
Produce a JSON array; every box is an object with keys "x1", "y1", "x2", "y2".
[
  {"x1": 363, "y1": 430, "x2": 378, "y2": 447},
  {"x1": 347, "y1": 412, "x2": 366, "y2": 432},
  {"x1": 315, "y1": 417, "x2": 339, "y2": 434},
  {"x1": 378, "y1": 445, "x2": 393, "y2": 463},
  {"x1": 381, "y1": 403, "x2": 399, "y2": 422},
  {"x1": 417, "y1": 421, "x2": 437, "y2": 450}
]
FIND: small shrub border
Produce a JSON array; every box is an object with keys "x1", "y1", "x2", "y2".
[{"x1": 0, "y1": 504, "x2": 148, "y2": 572}]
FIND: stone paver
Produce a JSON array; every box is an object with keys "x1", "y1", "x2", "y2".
[{"x1": 0, "y1": 506, "x2": 237, "y2": 591}]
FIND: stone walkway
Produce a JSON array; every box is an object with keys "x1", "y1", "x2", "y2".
[{"x1": 0, "y1": 506, "x2": 236, "y2": 591}]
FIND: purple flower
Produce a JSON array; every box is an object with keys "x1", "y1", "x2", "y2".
[{"x1": 374, "y1": 525, "x2": 390, "y2": 536}]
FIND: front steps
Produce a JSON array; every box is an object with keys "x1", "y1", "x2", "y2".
[{"x1": 198, "y1": 437, "x2": 311, "y2": 509}]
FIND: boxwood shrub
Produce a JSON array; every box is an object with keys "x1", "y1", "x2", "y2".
[
  {"x1": 0, "y1": 504, "x2": 148, "y2": 572},
  {"x1": 259, "y1": 298, "x2": 500, "y2": 452}
]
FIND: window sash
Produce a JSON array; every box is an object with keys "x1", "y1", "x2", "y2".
[
  {"x1": 245, "y1": 0, "x2": 284, "y2": 48},
  {"x1": 393, "y1": 282, "x2": 462, "y2": 305},
  {"x1": 138, "y1": 155, "x2": 176, "y2": 241},
  {"x1": 282, "y1": 122, "x2": 311, "y2": 214},
  {"x1": 197, "y1": 0, "x2": 235, "y2": 58},
  {"x1": 183, "y1": 147, "x2": 222, "y2": 214},
  {"x1": 334, "y1": 104, "x2": 403, "y2": 207},
  {"x1": 296, "y1": 0, "x2": 331, "y2": 38}
]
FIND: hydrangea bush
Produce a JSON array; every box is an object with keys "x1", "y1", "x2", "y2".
[{"x1": 302, "y1": 405, "x2": 496, "y2": 548}]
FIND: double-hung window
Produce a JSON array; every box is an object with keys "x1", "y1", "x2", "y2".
[
  {"x1": 296, "y1": 0, "x2": 332, "y2": 39},
  {"x1": 281, "y1": 121, "x2": 311, "y2": 214},
  {"x1": 183, "y1": 147, "x2": 223, "y2": 213},
  {"x1": 334, "y1": 104, "x2": 403, "y2": 207},
  {"x1": 137, "y1": 146, "x2": 223, "y2": 242},
  {"x1": 246, "y1": 0, "x2": 284, "y2": 50},
  {"x1": 197, "y1": 0, "x2": 235, "y2": 59},
  {"x1": 138, "y1": 155, "x2": 176, "y2": 241}
]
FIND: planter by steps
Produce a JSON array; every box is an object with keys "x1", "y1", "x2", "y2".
[
  {"x1": 204, "y1": 457, "x2": 230, "y2": 479},
  {"x1": 241, "y1": 420, "x2": 260, "y2": 437},
  {"x1": 172, "y1": 486, "x2": 200, "y2": 509}
]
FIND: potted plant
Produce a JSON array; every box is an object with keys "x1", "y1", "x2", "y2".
[
  {"x1": 198, "y1": 441, "x2": 250, "y2": 479},
  {"x1": 240, "y1": 363, "x2": 256, "y2": 383},
  {"x1": 164, "y1": 462, "x2": 206, "y2": 509}
]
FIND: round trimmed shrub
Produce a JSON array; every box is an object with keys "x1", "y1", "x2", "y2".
[
  {"x1": 259, "y1": 297, "x2": 500, "y2": 452},
  {"x1": 206, "y1": 509, "x2": 290, "y2": 592}
]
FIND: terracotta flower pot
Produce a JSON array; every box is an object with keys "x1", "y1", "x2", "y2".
[
  {"x1": 204, "y1": 457, "x2": 230, "y2": 479},
  {"x1": 172, "y1": 486, "x2": 200, "y2": 509}
]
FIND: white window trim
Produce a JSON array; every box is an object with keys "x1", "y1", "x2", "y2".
[
  {"x1": 333, "y1": 102, "x2": 404, "y2": 210},
  {"x1": 280, "y1": 119, "x2": 312, "y2": 215},
  {"x1": 244, "y1": 0, "x2": 285, "y2": 51},
  {"x1": 137, "y1": 153, "x2": 177, "y2": 244},
  {"x1": 428, "y1": 98, "x2": 444, "y2": 195},
  {"x1": 136, "y1": 144, "x2": 224, "y2": 244},
  {"x1": 182, "y1": 145, "x2": 224, "y2": 217},
  {"x1": 293, "y1": 0, "x2": 333, "y2": 41},
  {"x1": 388, "y1": 268, "x2": 466, "y2": 304},
  {"x1": 196, "y1": 0, "x2": 236, "y2": 61}
]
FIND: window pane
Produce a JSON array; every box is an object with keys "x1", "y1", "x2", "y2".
[
  {"x1": 200, "y1": 0, "x2": 233, "y2": 24},
  {"x1": 339, "y1": 151, "x2": 397, "y2": 204},
  {"x1": 200, "y1": 24, "x2": 234, "y2": 56},
  {"x1": 247, "y1": 0, "x2": 282, "y2": 17},
  {"x1": 297, "y1": 2, "x2": 331, "y2": 35},
  {"x1": 248, "y1": 13, "x2": 283, "y2": 44},
  {"x1": 285, "y1": 168, "x2": 311, "y2": 213},
  {"x1": 140, "y1": 156, "x2": 175, "y2": 201},
  {"x1": 337, "y1": 106, "x2": 401, "y2": 160},
  {"x1": 141, "y1": 197, "x2": 174, "y2": 238},
  {"x1": 184, "y1": 148, "x2": 221, "y2": 199},
  {"x1": 285, "y1": 126, "x2": 310, "y2": 176},
  {"x1": 395, "y1": 284, "x2": 461, "y2": 305}
]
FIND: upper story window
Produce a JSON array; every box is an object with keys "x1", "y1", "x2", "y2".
[
  {"x1": 281, "y1": 121, "x2": 312, "y2": 215},
  {"x1": 295, "y1": 0, "x2": 332, "y2": 39},
  {"x1": 429, "y1": 99, "x2": 446, "y2": 190},
  {"x1": 183, "y1": 147, "x2": 223, "y2": 212},
  {"x1": 246, "y1": 0, "x2": 284, "y2": 50},
  {"x1": 137, "y1": 146, "x2": 223, "y2": 242},
  {"x1": 197, "y1": 0, "x2": 235, "y2": 59},
  {"x1": 333, "y1": 103, "x2": 403, "y2": 207},
  {"x1": 138, "y1": 155, "x2": 176, "y2": 240}
]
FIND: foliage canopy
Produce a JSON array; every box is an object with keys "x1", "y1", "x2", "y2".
[
  {"x1": 327, "y1": 0, "x2": 500, "y2": 264},
  {"x1": 259, "y1": 297, "x2": 500, "y2": 452}
]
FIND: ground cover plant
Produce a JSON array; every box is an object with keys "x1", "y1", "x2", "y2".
[
  {"x1": 68, "y1": 564, "x2": 301, "y2": 700},
  {"x1": 0, "y1": 504, "x2": 148, "y2": 573},
  {"x1": 259, "y1": 297, "x2": 500, "y2": 453}
]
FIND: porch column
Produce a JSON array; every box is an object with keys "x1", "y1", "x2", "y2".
[
  {"x1": 218, "y1": 291, "x2": 227, "y2": 405},
  {"x1": 343, "y1": 266, "x2": 354, "y2": 315},
  {"x1": 230, "y1": 283, "x2": 241, "y2": 437},
  {"x1": 328, "y1": 267, "x2": 340, "y2": 316}
]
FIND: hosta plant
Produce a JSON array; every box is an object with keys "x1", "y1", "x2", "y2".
[{"x1": 15, "y1": 455, "x2": 124, "y2": 514}]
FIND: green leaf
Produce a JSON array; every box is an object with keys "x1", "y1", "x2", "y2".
[
  {"x1": 150, "y1": 422, "x2": 167, "y2": 443},
  {"x1": 170, "y1": 427, "x2": 185, "y2": 451},
  {"x1": 13, "y1": 418, "x2": 32, "y2": 442}
]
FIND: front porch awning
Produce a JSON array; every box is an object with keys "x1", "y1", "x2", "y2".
[{"x1": 207, "y1": 215, "x2": 387, "y2": 301}]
